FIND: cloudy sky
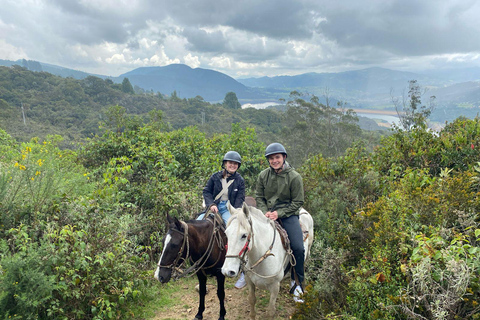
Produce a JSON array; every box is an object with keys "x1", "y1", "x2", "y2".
[{"x1": 1, "y1": 0, "x2": 480, "y2": 78}]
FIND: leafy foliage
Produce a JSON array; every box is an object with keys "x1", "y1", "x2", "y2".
[{"x1": 299, "y1": 117, "x2": 480, "y2": 319}]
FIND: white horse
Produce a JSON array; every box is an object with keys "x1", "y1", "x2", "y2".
[{"x1": 222, "y1": 203, "x2": 314, "y2": 320}]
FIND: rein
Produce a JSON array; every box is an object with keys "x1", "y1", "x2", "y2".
[
  {"x1": 158, "y1": 218, "x2": 225, "y2": 280},
  {"x1": 157, "y1": 221, "x2": 190, "y2": 273},
  {"x1": 226, "y1": 216, "x2": 290, "y2": 278}
]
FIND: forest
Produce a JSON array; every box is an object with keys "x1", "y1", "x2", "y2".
[{"x1": 0, "y1": 65, "x2": 479, "y2": 319}]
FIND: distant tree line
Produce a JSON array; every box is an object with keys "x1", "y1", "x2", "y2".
[{"x1": 0, "y1": 65, "x2": 385, "y2": 166}]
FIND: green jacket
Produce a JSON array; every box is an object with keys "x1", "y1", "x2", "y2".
[{"x1": 255, "y1": 162, "x2": 304, "y2": 219}]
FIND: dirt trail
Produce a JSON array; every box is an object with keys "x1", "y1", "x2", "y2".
[{"x1": 152, "y1": 277, "x2": 297, "y2": 320}]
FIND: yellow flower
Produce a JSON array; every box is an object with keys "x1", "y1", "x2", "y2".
[
  {"x1": 22, "y1": 154, "x2": 26, "y2": 160},
  {"x1": 35, "y1": 171, "x2": 41, "y2": 176},
  {"x1": 19, "y1": 165, "x2": 26, "y2": 170},
  {"x1": 31, "y1": 177, "x2": 34, "y2": 181},
  {"x1": 37, "y1": 159, "x2": 43, "y2": 166},
  {"x1": 14, "y1": 162, "x2": 19, "y2": 167}
]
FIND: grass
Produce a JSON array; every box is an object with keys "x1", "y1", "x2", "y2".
[{"x1": 129, "y1": 278, "x2": 182, "y2": 320}]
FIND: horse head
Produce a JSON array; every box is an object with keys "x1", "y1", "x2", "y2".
[
  {"x1": 154, "y1": 213, "x2": 188, "y2": 283},
  {"x1": 222, "y1": 202, "x2": 254, "y2": 278}
]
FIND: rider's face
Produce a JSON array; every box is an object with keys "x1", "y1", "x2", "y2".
[
  {"x1": 225, "y1": 160, "x2": 239, "y2": 173},
  {"x1": 267, "y1": 153, "x2": 285, "y2": 171}
]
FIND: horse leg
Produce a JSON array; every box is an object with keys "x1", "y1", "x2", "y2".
[
  {"x1": 195, "y1": 272, "x2": 207, "y2": 320},
  {"x1": 247, "y1": 281, "x2": 256, "y2": 320},
  {"x1": 215, "y1": 271, "x2": 226, "y2": 320},
  {"x1": 266, "y1": 282, "x2": 280, "y2": 319}
]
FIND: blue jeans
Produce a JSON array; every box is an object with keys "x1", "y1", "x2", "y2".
[{"x1": 197, "y1": 201, "x2": 231, "y2": 226}]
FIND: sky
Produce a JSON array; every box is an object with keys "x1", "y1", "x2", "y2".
[{"x1": 1, "y1": 0, "x2": 480, "y2": 79}]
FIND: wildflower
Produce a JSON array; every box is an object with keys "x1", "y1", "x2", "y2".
[
  {"x1": 35, "y1": 171, "x2": 41, "y2": 176},
  {"x1": 37, "y1": 159, "x2": 43, "y2": 166},
  {"x1": 19, "y1": 165, "x2": 26, "y2": 170},
  {"x1": 31, "y1": 177, "x2": 34, "y2": 181},
  {"x1": 14, "y1": 162, "x2": 19, "y2": 167}
]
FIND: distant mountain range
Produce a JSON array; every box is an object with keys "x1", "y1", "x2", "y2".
[{"x1": 1, "y1": 58, "x2": 480, "y2": 112}]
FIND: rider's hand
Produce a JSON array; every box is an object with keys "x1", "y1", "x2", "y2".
[
  {"x1": 210, "y1": 205, "x2": 218, "y2": 213},
  {"x1": 265, "y1": 211, "x2": 278, "y2": 220}
]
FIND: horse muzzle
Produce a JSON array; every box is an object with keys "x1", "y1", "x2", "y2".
[
  {"x1": 154, "y1": 267, "x2": 172, "y2": 283},
  {"x1": 221, "y1": 265, "x2": 239, "y2": 278}
]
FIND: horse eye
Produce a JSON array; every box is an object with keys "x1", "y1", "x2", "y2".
[{"x1": 241, "y1": 234, "x2": 247, "y2": 239}]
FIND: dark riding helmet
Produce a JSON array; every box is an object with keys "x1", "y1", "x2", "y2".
[
  {"x1": 223, "y1": 151, "x2": 242, "y2": 168},
  {"x1": 265, "y1": 143, "x2": 287, "y2": 159}
]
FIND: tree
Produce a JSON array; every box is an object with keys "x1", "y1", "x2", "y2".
[
  {"x1": 121, "y1": 77, "x2": 135, "y2": 94},
  {"x1": 282, "y1": 91, "x2": 361, "y2": 165},
  {"x1": 391, "y1": 80, "x2": 436, "y2": 130},
  {"x1": 223, "y1": 92, "x2": 241, "y2": 109}
]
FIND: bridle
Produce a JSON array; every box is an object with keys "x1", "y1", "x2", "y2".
[
  {"x1": 157, "y1": 218, "x2": 225, "y2": 280},
  {"x1": 157, "y1": 221, "x2": 190, "y2": 274},
  {"x1": 225, "y1": 215, "x2": 278, "y2": 273}
]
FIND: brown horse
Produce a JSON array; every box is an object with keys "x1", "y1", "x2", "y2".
[{"x1": 154, "y1": 213, "x2": 227, "y2": 320}]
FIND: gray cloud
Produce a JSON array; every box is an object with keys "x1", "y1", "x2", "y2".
[{"x1": 1, "y1": 0, "x2": 480, "y2": 77}]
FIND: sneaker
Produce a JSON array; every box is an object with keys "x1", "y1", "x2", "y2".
[
  {"x1": 235, "y1": 272, "x2": 247, "y2": 289},
  {"x1": 293, "y1": 285, "x2": 304, "y2": 303}
]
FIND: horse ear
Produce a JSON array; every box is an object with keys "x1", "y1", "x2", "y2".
[
  {"x1": 174, "y1": 217, "x2": 184, "y2": 231},
  {"x1": 166, "y1": 212, "x2": 175, "y2": 224},
  {"x1": 242, "y1": 202, "x2": 250, "y2": 217}
]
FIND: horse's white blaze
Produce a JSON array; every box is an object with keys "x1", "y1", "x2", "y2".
[{"x1": 154, "y1": 233, "x2": 172, "y2": 280}]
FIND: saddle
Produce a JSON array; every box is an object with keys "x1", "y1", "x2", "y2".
[{"x1": 274, "y1": 220, "x2": 291, "y2": 252}]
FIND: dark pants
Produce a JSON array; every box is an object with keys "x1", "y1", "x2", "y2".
[{"x1": 279, "y1": 214, "x2": 304, "y2": 285}]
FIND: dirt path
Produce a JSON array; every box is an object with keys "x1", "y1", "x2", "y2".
[{"x1": 152, "y1": 277, "x2": 298, "y2": 320}]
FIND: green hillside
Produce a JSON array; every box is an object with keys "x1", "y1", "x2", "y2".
[{"x1": 3, "y1": 64, "x2": 478, "y2": 320}]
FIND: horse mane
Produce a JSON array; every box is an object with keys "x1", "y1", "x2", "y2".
[{"x1": 230, "y1": 205, "x2": 270, "y2": 234}]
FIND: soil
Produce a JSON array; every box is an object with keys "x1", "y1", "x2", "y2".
[{"x1": 152, "y1": 277, "x2": 298, "y2": 320}]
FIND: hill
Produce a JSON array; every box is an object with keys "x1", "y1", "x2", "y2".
[
  {"x1": 0, "y1": 58, "x2": 99, "y2": 79},
  {"x1": 2, "y1": 58, "x2": 480, "y2": 124},
  {"x1": 116, "y1": 64, "x2": 273, "y2": 102}
]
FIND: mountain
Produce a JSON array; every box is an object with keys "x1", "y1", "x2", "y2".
[
  {"x1": 238, "y1": 67, "x2": 449, "y2": 106},
  {"x1": 2, "y1": 58, "x2": 480, "y2": 115},
  {"x1": 0, "y1": 58, "x2": 98, "y2": 79},
  {"x1": 117, "y1": 64, "x2": 272, "y2": 102}
]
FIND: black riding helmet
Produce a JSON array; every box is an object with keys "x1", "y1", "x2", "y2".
[
  {"x1": 222, "y1": 151, "x2": 242, "y2": 169},
  {"x1": 265, "y1": 143, "x2": 287, "y2": 159}
]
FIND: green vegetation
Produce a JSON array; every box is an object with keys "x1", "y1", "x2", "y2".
[{"x1": 1, "y1": 66, "x2": 479, "y2": 319}]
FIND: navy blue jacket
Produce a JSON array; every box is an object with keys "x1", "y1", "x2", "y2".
[{"x1": 203, "y1": 171, "x2": 245, "y2": 209}]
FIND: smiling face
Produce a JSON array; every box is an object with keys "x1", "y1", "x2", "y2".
[
  {"x1": 267, "y1": 153, "x2": 285, "y2": 171},
  {"x1": 224, "y1": 160, "x2": 239, "y2": 174}
]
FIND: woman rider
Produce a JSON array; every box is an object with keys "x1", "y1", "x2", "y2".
[
  {"x1": 255, "y1": 142, "x2": 306, "y2": 303},
  {"x1": 197, "y1": 151, "x2": 247, "y2": 289},
  {"x1": 198, "y1": 151, "x2": 245, "y2": 227}
]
